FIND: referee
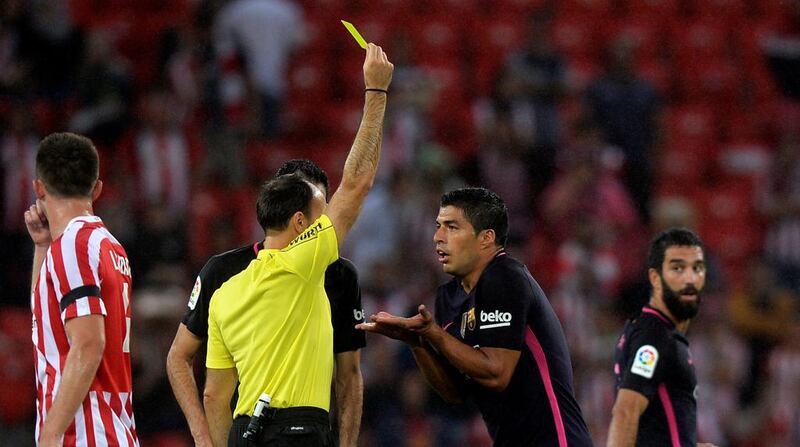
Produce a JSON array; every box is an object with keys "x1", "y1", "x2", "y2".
[
  {"x1": 607, "y1": 228, "x2": 717, "y2": 447},
  {"x1": 166, "y1": 160, "x2": 366, "y2": 447},
  {"x1": 202, "y1": 43, "x2": 392, "y2": 447}
]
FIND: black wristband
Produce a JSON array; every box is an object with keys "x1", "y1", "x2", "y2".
[{"x1": 365, "y1": 88, "x2": 388, "y2": 94}]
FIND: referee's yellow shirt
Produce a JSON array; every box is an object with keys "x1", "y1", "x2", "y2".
[{"x1": 206, "y1": 215, "x2": 338, "y2": 417}]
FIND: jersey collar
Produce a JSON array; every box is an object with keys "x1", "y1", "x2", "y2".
[
  {"x1": 65, "y1": 215, "x2": 102, "y2": 229},
  {"x1": 254, "y1": 241, "x2": 264, "y2": 255},
  {"x1": 641, "y1": 306, "x2": 675, "y2": 329}
]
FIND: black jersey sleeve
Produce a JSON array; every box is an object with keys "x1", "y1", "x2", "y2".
[
  {"x1": 180, "y1": 244, "x2": 259, "y2": 339},
  {"x1": 619, "y1": 324, "x2": 672, "y2": 400},
  {"x1": 181, "y1": 261, "x2": 218, "y2": 339},
  {"x1": 472, "y1": 263, "x2": 530, "y2": 350},
  {"x1": 326, "y1": 258, "x2": 366, "y2": 354}
]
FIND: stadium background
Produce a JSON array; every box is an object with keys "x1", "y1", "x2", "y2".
[{"x1": 1, "y1": 0, "x2": 799, "y2": 445}]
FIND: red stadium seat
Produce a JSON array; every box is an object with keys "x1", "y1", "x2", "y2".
[
  {"x1": 621, "y1": 0, "x2": 680, "y2": 19},
  {"x1": 410, "y1": 17, "x2": 465, "y2": 62},
  {"x1": 663, "y1": 105, "x2": 719, "y2": 148},
  {"x1": 686, "y1": 0, "x2": 747, "y2": 21},
  {"x1": 676, "y1": 57, "x2": 741, "y2": 106},
  {"x1": 334, "y1": 50, "x2": 371, "y2": 99},
  {"x1": 0, "y1": 309, "x2": 37, "y2": 433},
  {"x1": 655, "y1": 144, "x2": 714, "y2": 196},
  {"x1": 418, "y1": 0, "x2": 480, "y2": 16},
  {"x1": 486, "y1": 0, "x2": 551, "y2": 17},
  {"x1": 421, "y1": 61, "x2": 468, "y2": 105},
  {"x1": 604, "y1": 15, "x2": 667, "y2": 62},
  {"x1": 286, "y1": 52, "x2": 334, "y2": 102},
  {"x1": 558, "y1": 0, "x2": 613, "y2": 18},
  {"x1": 748, "y1": 0, "x2": 791, "y2": 21},
  {"x1": 635, "y1": 58, "x2": 672, "y2": 96},
  {"x1": 697, "y1": 181, "x2": 762, "y2": 270},
  {"x1": 564, "y1": 56, "x2": 600, "y2": 92},
  {"x1": 671, "y1": 19, "x2": 731, "y2": 64},
  {"x1": 471, "y1": 15, "x2": 525, "y2": 94},
  {"x1": 551, "y1": 15, "x2": 598, "y2": 59},
  {"x1": 432, "y1": 104, "x2": 478, "y2": 160}
]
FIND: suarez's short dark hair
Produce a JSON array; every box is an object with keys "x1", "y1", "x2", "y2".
[
  {"x1": 441, "y1": 187, "x2": 508, "y2": 247},
  {"x1": 275, "y1": 159, "x2": 329, "y2": 199},
  {"x1": 647, "y1": 228, "x2": 704, "y2": 272},
  {"x1": 36, "y1": 132, "x2": 99, "y2": 198},
  {"x1": 256, "y1": 174, "x2": 313, "y2": 231}
]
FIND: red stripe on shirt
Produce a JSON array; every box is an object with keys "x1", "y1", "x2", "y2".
[
  {"x1": 97, "y1": 392, "x2": 121, "y2": 447},
  {"x1": 82, "y1": 398, "x2": 97, "y2": 446}
]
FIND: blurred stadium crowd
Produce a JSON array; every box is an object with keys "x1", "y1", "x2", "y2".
[{"x1": 1, "y1": 0, "x2": 800, "y2": 445}]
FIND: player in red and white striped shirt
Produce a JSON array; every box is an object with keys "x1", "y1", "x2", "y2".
[{"x1": 25, "y1": 132, "x2": 138, "y2": 447}]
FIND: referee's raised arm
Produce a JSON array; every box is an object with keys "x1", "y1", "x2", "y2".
[{"x1": 325, "y1": 43, "x2": 393, "y2": 245}]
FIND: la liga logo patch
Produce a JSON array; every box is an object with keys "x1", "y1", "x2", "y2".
[
  {"x1": 631, "y1": 345, "x2": 659, "y2": 379},
  {"x1": 188, "y1": 276, "x2": 201, "y2": 310}
]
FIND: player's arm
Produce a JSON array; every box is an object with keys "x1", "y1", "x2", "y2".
[
  {"x1": 416, "y1": 308, "x2": 520, "y2": 392},
  {"x1": 25, "y1": 201, "x2": 51, "y2": 289},
  {"x1": 325, "y1": 43, "x2": 393, "y2": 245},
  {"x1": 362, "y1": 306, "x2": 518, "y2": 393},
  {"x1": 610, "y1": 326, "x2": 670, "y2": 447},
  {"x1": 39, "y1": 315, "x2": 105, "y2": 447},
  {"x1": 358, "y1": 315, "x2": 463, "y2": 403},
  {"x1": 606, "y1": 388, "x2": 649, "y2": 447},
  {"x1": 204, "y1": 367, "x2": 238, "y2": 447},
  {"x1": 410, "y1": 339, "x2": 464, "y2": 403},
  {"x1": 166, "y1": 324, "x2": 212, "y2": 447},
  {"x1": 334, "y1": 351, "x2": 363, "y2": 447}
]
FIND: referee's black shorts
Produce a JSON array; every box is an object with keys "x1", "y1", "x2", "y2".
[{"x1": 229, "y1": 407, "x2": 334, "y2": 447}]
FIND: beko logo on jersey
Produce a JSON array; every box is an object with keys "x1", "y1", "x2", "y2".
[
  {"x1": 353, "y1": 309, "x2": 365, "y2": 322},
  {"x1": 479, "y1": 310, "x2": 512, "y2": 329}
]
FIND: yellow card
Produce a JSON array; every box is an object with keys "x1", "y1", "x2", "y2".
[{"x1": 341, "y1": 20, "x2": 368, "y2": 49}]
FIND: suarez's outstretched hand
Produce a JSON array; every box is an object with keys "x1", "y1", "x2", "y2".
[{"x1": 356, "y1": 304, "x2": 437, "y2": 346}]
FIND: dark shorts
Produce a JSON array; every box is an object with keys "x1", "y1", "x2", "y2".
[{"x1": 229, "y1": 407, "x2": 334, "y2": 447}]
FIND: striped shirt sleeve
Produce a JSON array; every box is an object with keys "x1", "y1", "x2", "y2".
[{"x1": 51, "y1": 223, "x2": 107, "y2": 322}]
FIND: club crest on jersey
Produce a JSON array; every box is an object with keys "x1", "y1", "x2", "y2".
[
  {"x1": 460, "y1": 308, "x2": 476, "y2": 337},
  {"x1": 631, "y1": 345, "x2": 659, "y2": 378},
  {"x1": 188, "y1": 276, "x2": 201, "y2": 310}
]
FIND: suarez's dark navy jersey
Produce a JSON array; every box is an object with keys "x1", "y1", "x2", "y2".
[
  {"x1": 182, "y1": 242, "x2": 366, "y2": 353},
  {"x1": 435, "y1": 252, "x2": 593, "y2": 447},
  {"x1": 614, "y1": 307, "x2": 697, "y2": 447}
]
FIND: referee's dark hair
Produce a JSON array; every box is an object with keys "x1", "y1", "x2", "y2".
[
  {"x1": 441, "y1": 187, "x2": 508, "y2": 247},
  {"x1": 647, "y1": 228, "x2": 704, "y2": 272},
  {"x1": 275, "y1": 159, "x2": 330, "y2": 199},
  {"x1": 256, "y1": 174, "x2": 314, "y2": 231},
  {"x1": 36, "y1": 132, "x2": 99, "y2": 198}
]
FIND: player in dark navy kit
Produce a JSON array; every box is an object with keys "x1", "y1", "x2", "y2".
[
  {"x1": 166, "y1": 160, "x2": 366, "y2": 447},
  {"x1": 607, "y1": 228, "x2": 717, "y2": 447},
  {"x1": 359, "y1": 187, "x2": 593, "y2": 447}
]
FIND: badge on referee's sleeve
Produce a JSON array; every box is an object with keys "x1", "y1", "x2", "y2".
[
  {"x1": 631, "y1": 345, "x2": 659, "y2": 379},
  {"x1": 188, "y1": 276, "x2": 202, "y2": 310}
]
